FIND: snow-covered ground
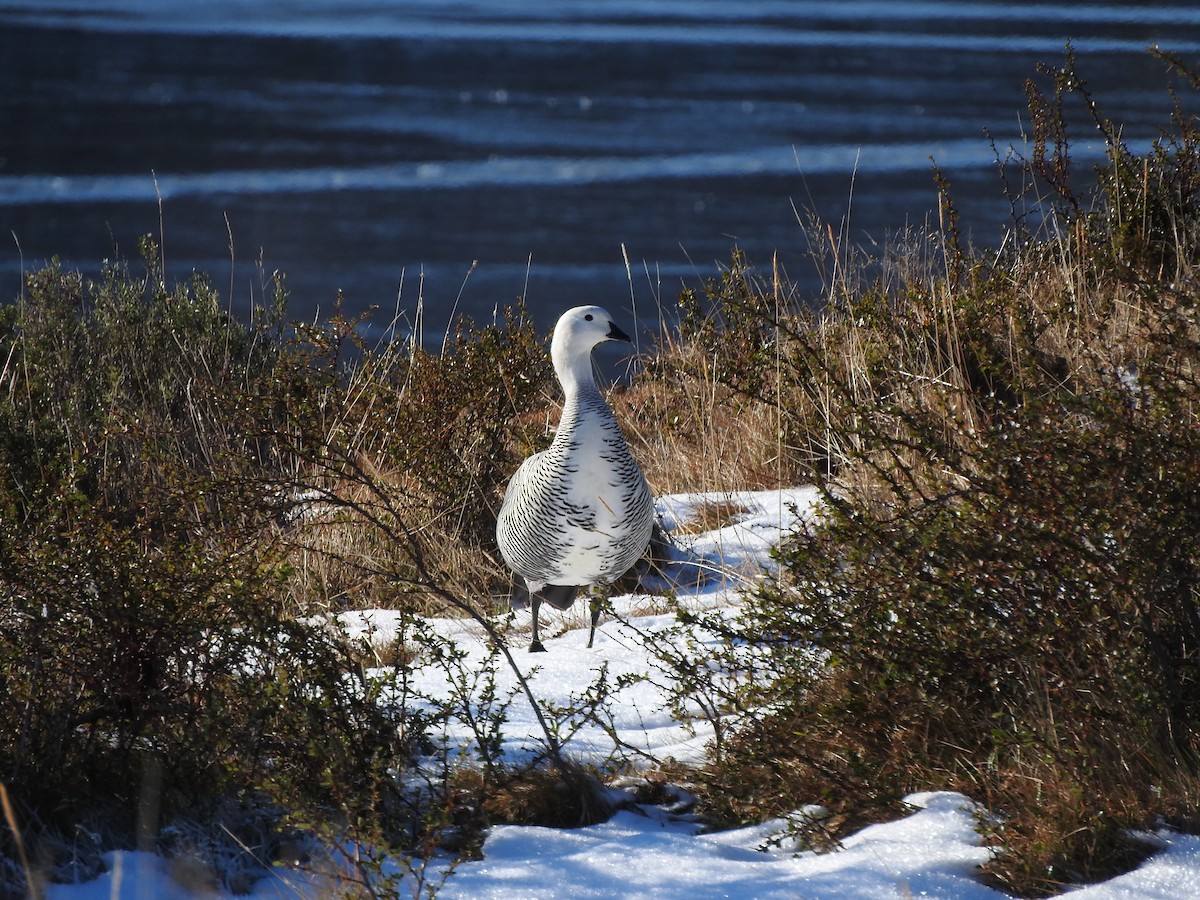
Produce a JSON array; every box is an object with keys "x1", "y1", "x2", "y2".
[{"x1": 45, "y1": 488, "x2": 1200, "y2": 899}]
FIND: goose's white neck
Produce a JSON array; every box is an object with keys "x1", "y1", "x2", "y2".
[{"x1": 552, "y1": 342, "x2": 599, "y2": 397}]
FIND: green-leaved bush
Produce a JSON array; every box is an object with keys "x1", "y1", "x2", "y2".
[
  {"x1": 681, "y1": 51, "x2": 1200, "y2": 896},
  {"x1": 0, "y1": 256, "x2": 425, "y2": 891}
]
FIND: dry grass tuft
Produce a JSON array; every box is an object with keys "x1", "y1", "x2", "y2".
[{"x1": 669, "y1": 498, "x2": 753, "y2": 535}]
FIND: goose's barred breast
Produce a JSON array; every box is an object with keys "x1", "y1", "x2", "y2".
[{"x1": 497, "y1": 387, "x2": 653, "y2": 591}]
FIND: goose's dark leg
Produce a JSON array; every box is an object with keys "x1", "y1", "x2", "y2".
[
  {"x1": 530, "y1": 594, "x2": 547, "y2": 653},
  {"x1": 587, "y1": 597, "x2": 602, "y2": 649},
  {"x1": 587, "y1": 583, "x2": 610, "y2": 649}
]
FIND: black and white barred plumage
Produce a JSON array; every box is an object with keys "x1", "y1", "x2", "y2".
[{"x1": 497, "y1": 306, "x2": 654, "y2": 652}]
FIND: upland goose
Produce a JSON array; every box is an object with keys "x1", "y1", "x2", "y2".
[{"x1": 497, "y1": 306, "x2": 654, "y2": 652}]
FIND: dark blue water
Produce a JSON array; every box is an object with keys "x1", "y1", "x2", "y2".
[{"x1": 2, "y1": 1, "x2": 1199, "y2": 337}]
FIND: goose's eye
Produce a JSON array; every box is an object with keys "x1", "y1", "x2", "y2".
[{"x1": 585, "y1": 314, "x2": 594, "y2": 321}]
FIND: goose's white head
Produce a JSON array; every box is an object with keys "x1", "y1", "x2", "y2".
[{"x1": 550, "y1": 305, "x2": 632, "y2": 389}]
